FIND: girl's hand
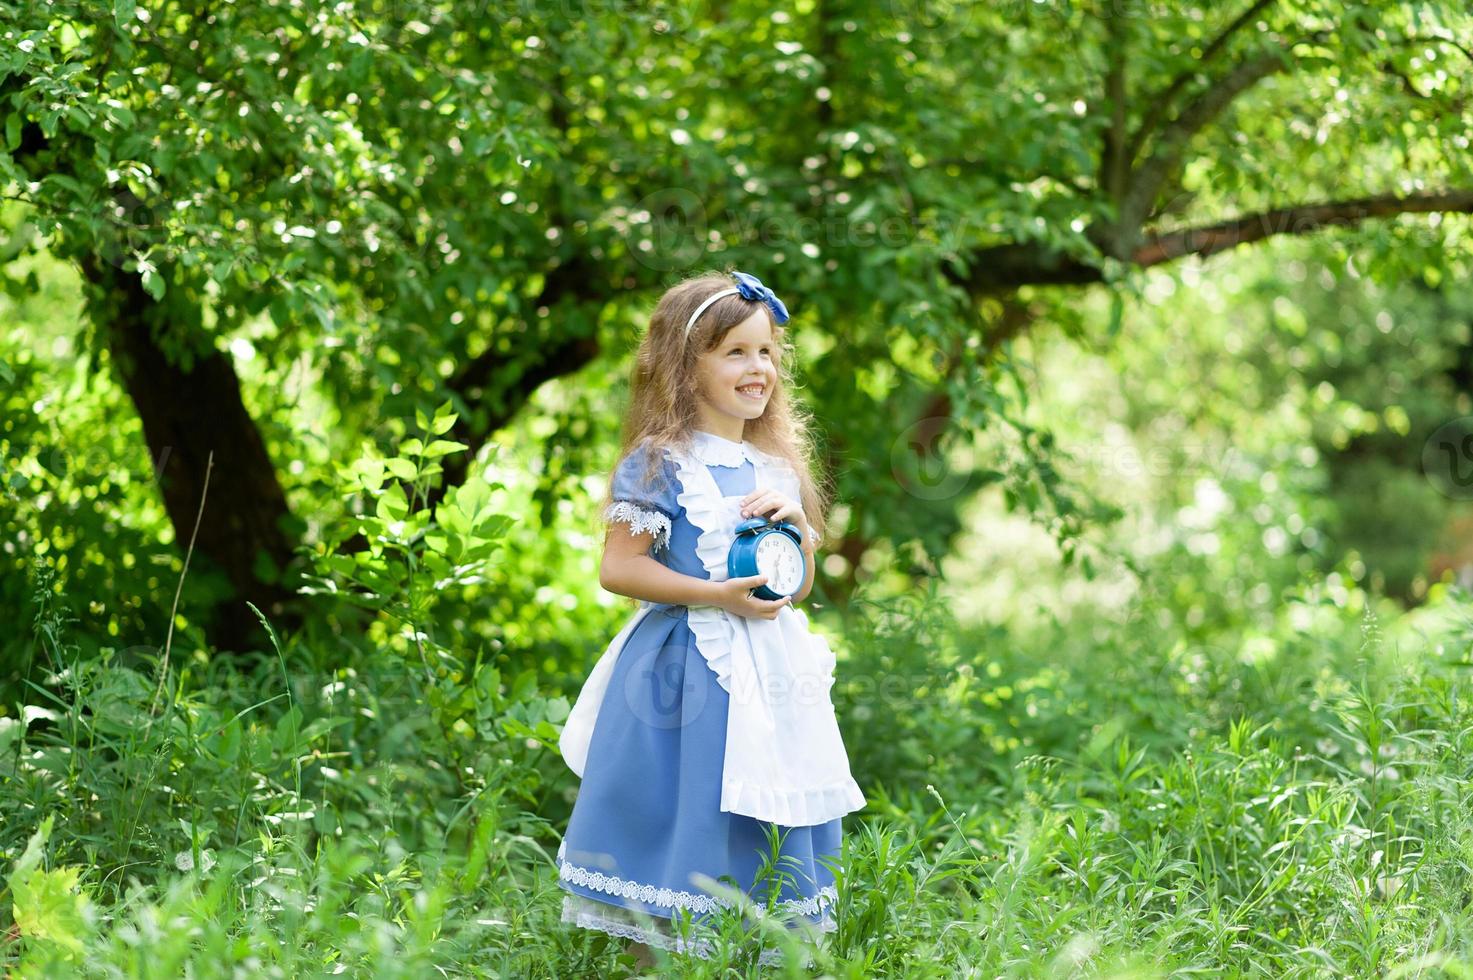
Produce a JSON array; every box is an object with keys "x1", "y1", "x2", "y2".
[
  {"x1": 711, "y1": 574, "x2": 792, "y2": 620},
  {"x1": 739, "y1": 489, "x2": 808, "y2": 538}
]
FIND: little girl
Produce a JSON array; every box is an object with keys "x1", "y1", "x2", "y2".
[{"x1": 556, "y1": 269, "x2": 866, "y2": 967}]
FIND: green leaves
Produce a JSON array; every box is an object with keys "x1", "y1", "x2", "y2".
[
  {"x1": 139, "y1": 262, "x2": 164, "y2": 301},
  {"x1": 7, "y1": 815, "x2": 96, "y2": 961},
  {"x1": 304, "y1": 407, "x2": 507, "y2": 627},
  {"x1": 416, "y1": 402, "x2": 459, "y2": 437},
  {"x1": 374, "y1": 481, "x2": 409, "y2": 524}
]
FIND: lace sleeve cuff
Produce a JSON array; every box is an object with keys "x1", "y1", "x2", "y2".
[{"x1": 605, "y1": 501, "x2": 672, "y2": 552}]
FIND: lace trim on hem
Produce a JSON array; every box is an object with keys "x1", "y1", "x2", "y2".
[
  {"x1": 604, "y1": 500, "x2": 672, "y2": 552},
  {"x1": 560, "y1": 895, "x2": 820, "y2": 967},
  {"x1": 556, "y1": 839, "x2": 838, "y2": 917}
]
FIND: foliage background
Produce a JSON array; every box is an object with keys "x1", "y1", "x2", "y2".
[{"x1": 4, "y1": 0, "x2": 1473, "y2": 975}]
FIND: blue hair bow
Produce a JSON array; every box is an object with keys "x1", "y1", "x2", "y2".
[{"x1": 731, "y1": 270, "x2": 790, "y2": 325}]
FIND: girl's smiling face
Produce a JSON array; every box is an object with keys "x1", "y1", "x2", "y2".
[{"x1": 694, "y1": 309, "x2": 778, "y2": 440}]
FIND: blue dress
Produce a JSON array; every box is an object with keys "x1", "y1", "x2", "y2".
[{"x1": 556, "y1": 435, "x2": 844, "y2": 963}]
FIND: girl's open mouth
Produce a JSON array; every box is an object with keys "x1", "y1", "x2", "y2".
[{"x1": 737, "y1": 384, "x2": 766, "y2": 400}]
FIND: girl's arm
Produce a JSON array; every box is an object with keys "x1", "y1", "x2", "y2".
[
  {"x1": 791, "y1": 528, "x2": 817, "y2": 604},
  {"x1": 599, "y1": 524, "x2": 721, "y2": 607}
]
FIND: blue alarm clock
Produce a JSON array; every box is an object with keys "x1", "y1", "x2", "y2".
[{"x1": 728, "y1": 517, "x2": 807, "y2": 601}]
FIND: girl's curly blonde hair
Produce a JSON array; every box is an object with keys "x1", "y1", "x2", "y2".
[{"x1": 601, "y1": 267, "x2": 833, "y2": 548}]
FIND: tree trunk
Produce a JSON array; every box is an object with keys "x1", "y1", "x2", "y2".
[{"x1": 78, "y1": 255, "x2": 302, "y2": 653}]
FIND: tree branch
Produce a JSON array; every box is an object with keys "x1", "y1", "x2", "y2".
[
  {"x1": 1392, "y1": 32, "x2": 1473, "y2": 66},
  {"x1": 955, "y1": 189, "x2": 1473, "y2": 292},
  {"x1": 1116, "y1": 47, "x2": 1292, "y2": 241},
  {"x1": 1380, "y1": 59, "x2": 1431, "y2": 100},
  {"x1": 1099, "y1": 3, "x2": 1131, "y2": 203},
  {"x1": 430, "y1": 252, "x2": 605, "y2": 506},
  {"x1": 1126, "y1": 0, "x2": 1280, "y2": 164},
  {"x1": 956, "y1": 242, "x2": 1105, "y2": 293},
  {"x1": 1377, "y1": 39, "x2": 1470, "y2": 113},
  {"x1": 1131, "y1": 189, "x2": 1473, "y2": 266}
]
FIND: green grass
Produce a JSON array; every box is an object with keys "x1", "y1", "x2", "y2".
[{"x1": 6, "y1": 563, "x2": 1473, "y2": 976}]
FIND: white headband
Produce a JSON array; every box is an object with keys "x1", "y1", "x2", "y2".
[{"x1": 683, "y1": 287, "x2": 740, "y2": 337}]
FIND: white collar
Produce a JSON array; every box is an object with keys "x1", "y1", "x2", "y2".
[{"x1": 689, "y1": 429, "x2": 766, "y2": 468}]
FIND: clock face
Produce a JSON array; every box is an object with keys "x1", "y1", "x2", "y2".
[{"x1": 755, "y1": 532, "x2": 805, "y2": 594}]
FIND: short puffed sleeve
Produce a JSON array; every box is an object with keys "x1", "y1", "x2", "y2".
[{"x1": 604, "y1": 440, "x2": 679, "y2": 553}]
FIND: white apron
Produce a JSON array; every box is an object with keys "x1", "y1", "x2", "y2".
[{"x1": 559, "y1": 433, "x2": 865, "y2": 827}]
